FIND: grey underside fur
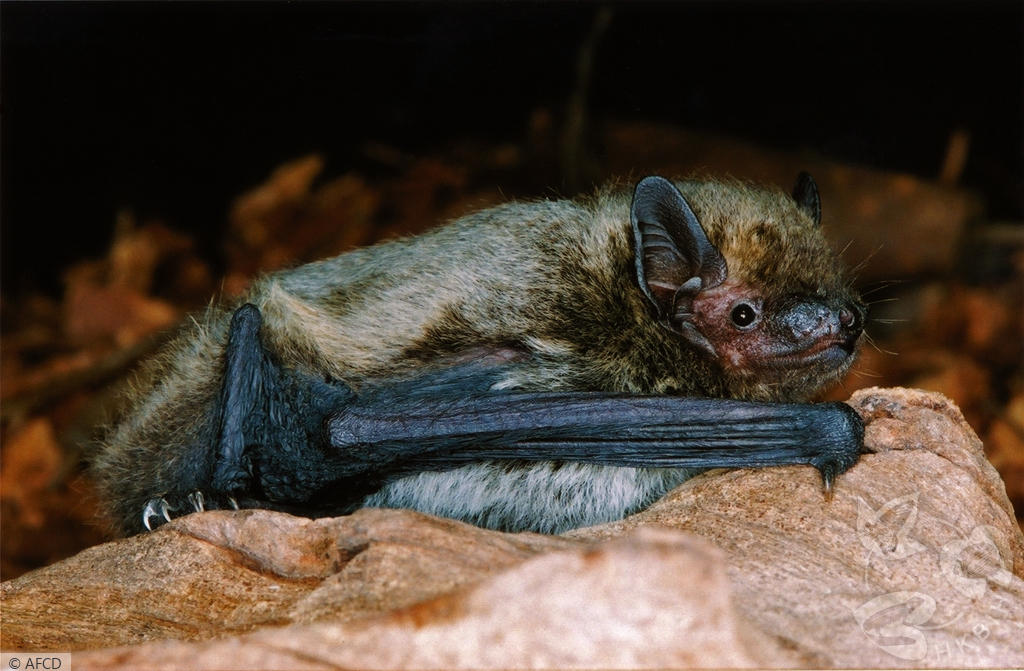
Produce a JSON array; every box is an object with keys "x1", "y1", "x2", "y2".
[{"x1": 362, "y1": 463, "x2": 697, "y2": 534}]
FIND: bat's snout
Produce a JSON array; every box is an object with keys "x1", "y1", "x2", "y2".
[{"x1": 776, "y1": 299, "x2": 865, "y2": 360}]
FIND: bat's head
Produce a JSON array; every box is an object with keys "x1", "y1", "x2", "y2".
[{"x1": 631, "y1": 174, "x2": 865, "y2": 401}]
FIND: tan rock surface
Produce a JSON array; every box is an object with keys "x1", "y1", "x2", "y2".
[
  {"x1": 0, "y1": 509, "x2": 575, "y2": 651},
  {"x1": 571, "y1": 386, "x2": 1024, "y2": 667},
  {"x1": 70, "y1": 528, "x2": 795, "y2": 670},
  {"x1": 3, "y1": 387, "x2": 1022, "y2": 669}
]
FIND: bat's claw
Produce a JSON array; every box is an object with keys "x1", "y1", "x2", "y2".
[
  {"x1": 809, "y1": 403, "x2": 864, "y2": 500},
  {"x1": 811, "y1": 451, "x2": 857, "y2": 500},
  {"x1": 142, "y1": 491, "x2": 245, "y2": 531},
  {"x1": 820, "y1": 464, "x2": 837, "y2": 501},
  {"x1": 187, "y1": 490, "x2": 206, "y2": 512},
  {"x1": 142, "y1": 497, "x2": 176, "y2": 531}
]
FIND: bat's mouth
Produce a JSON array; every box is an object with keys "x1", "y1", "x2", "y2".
[{"x1": 768, "y1": 334, "x2": 859, "y2": 370}]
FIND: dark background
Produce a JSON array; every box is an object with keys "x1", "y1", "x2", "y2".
[{"x1": 2, "y1": 1, "x2": 1022, "y2": 298}]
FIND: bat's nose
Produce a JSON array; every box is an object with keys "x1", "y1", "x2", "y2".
[
  {"x1": 783, "y1": 302, "x2": 837, "y2": 339},
  {"x1": 781, "y1": 299, "x2": 863, "y2": 346},
  {"x1": 839, "y1": 301, "x2": 865, "y2": 339}
]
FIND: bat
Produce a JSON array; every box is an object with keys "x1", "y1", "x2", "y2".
[{"x1": 93, "y1": 174, "x2": 866, "y2": 535}]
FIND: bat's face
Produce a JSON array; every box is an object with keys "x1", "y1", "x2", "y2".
[
  {"x1": 690, "y1": 276, "x2": 865, "y2": 381},
  {"x1": 630, "y1": 174, "x2": 865, "y2": 400}
]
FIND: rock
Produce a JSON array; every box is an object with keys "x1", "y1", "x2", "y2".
[
  {"x1": 0, "y1": 419, "x2": 62, "y2": 527},
  {"x1": 225, "y1": 156, "x2": 381, "y2": 283},
  {"x1": 986, "y1": 393, "x2": 1024, "y2": 518},
  {"x1": 570, "y1": 387, "x2": 1024, "y2": 668},
  {"x1": 63, "y1": 282, "x2": 179, "y2": 348},
  {"x1": 0, "y1": 418, "x2": 107, "y2": 577},
  {"x1": 0, "y1": 509, "x2": 574, "y2": 652},
  {"x1": 69, "y1": 528, "x2": 797, "y2": 670},
  {"x1": 3, "y1": 388, "x2": 1022, "y2": 669}
]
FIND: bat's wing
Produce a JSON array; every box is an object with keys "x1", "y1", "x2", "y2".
[{"x1": 147, "y1": 303, "x2": 861, "y2": 531}]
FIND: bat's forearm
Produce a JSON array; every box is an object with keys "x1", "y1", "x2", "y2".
[{"x1": 325, "y1": 391, "x2": 862, "y2": 482}]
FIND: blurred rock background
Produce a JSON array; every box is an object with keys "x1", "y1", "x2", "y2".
[{"x1": 2, "y1": 2, "x2": 1021, "y2": 579}]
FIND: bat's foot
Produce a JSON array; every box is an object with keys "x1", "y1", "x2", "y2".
[
  {"x1": 142, "y1": 496, "x2": 176, "y2": 531},
  {"x1": 187, "y1": 490, "x2": 206, "y2": 512},
  {"x1": 141, "y1": 491, "x2": 242, "y2": 531}
]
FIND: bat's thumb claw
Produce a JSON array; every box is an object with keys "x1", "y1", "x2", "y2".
[
  {"x1": 815, "y1": 461, "x2": 842, "y2": 501},
  {"x1": 822, "y1": 470, "x2": 835, "y2": 501}
]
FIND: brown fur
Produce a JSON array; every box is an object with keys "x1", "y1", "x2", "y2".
[{"x1": 91, "y1": 177, "x2": 858, "y2": 535}]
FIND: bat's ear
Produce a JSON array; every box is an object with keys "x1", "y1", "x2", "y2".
[
  {"x1": 792, "y1": 171, "x2": 821, "y2": 226},
  {"x1": 631, "y1": 176, "x2": 727, "y2": 322}
]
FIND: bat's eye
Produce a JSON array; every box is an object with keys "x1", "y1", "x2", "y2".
[{"x1": 730, "y1": 303, "x2": 759, "y2": 328}]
